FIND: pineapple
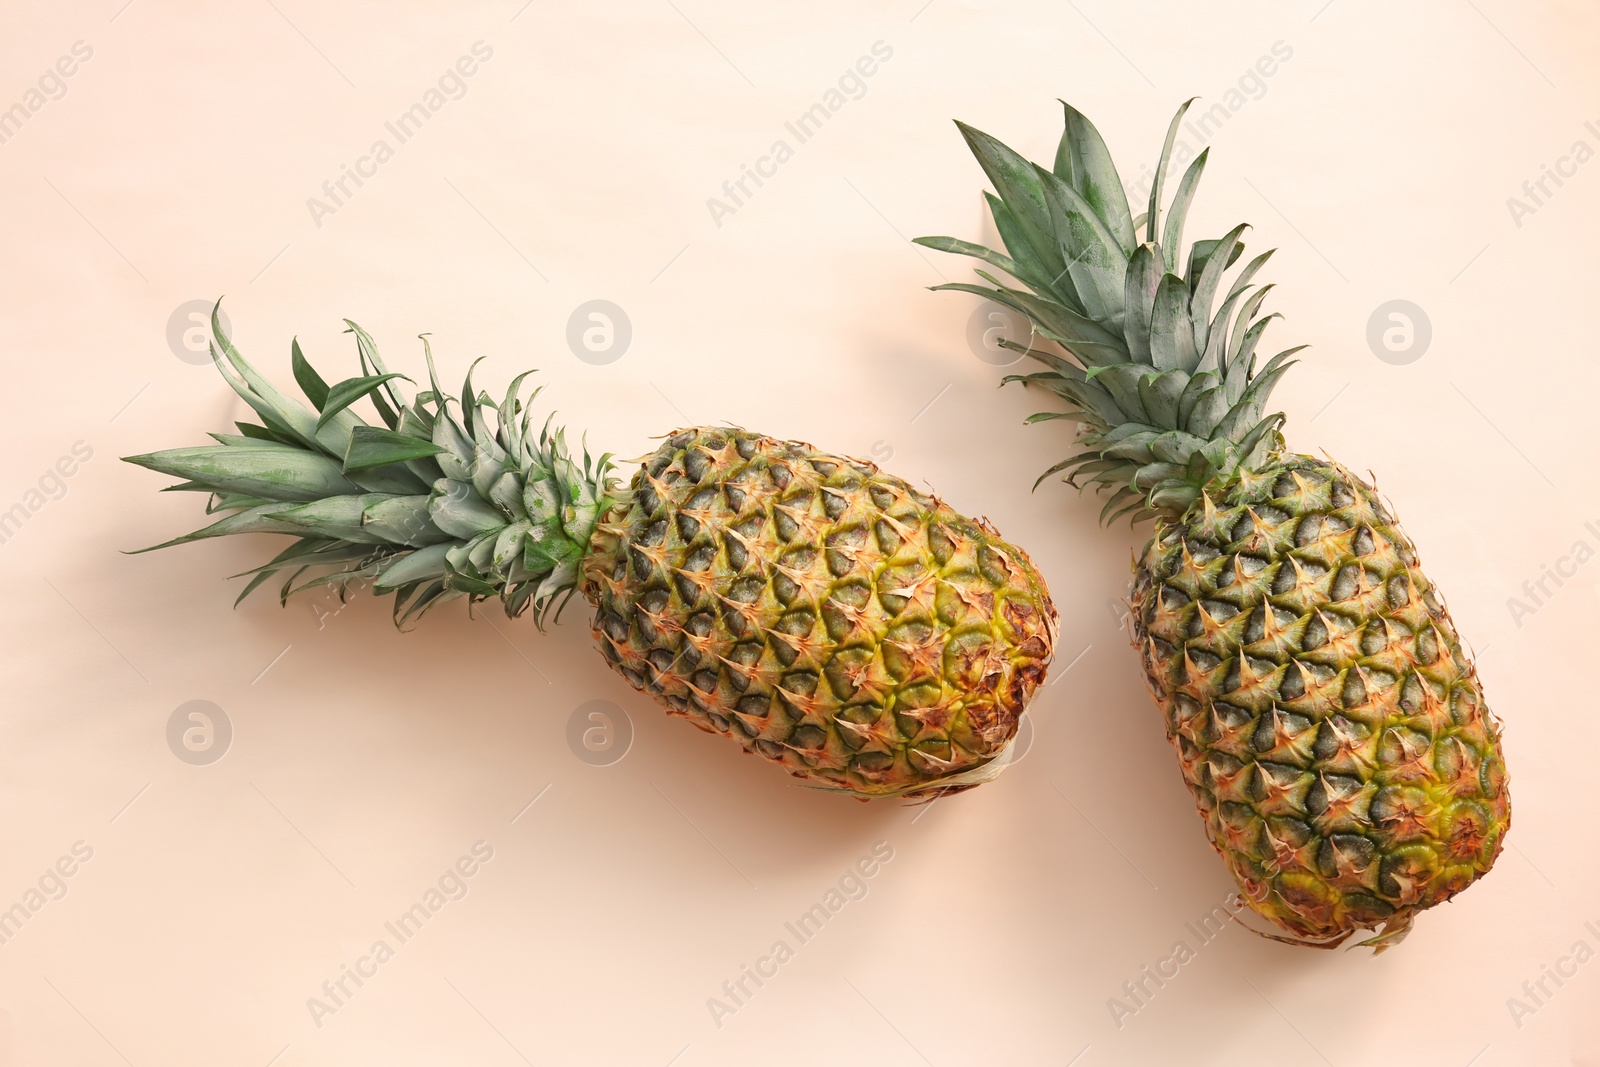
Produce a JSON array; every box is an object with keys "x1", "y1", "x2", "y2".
[
  {"x1": 125, "y1": 310, "x2": 1056, "y2": 799},
  {"x1": 917, "y1": 100, "x2": 1509, "y2": 947}
]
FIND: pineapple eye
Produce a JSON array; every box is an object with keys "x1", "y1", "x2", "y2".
[
  {"x1": 637, "y1": 519, "x2": 667, "y2": 547},
  {"x1": 722, "y1": 533, "x2": 748, "y2": 572},
  {"x1": 736, "y1": 693, "x2": 771, "y2": 719},
  {"x1": 683, "y1": 448, "x2": 712, "y2": 483}
]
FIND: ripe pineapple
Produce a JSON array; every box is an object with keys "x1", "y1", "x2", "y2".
[
  {"x1": 126, "y1": 310, "x2": 1056, "y2": 799},
  {"x1": 917, "y1": 100, "x2": 1509, "y2": 947}
]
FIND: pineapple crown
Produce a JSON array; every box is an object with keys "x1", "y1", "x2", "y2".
[
  {"x1": 916, "y1": 99, "x2": 1303, "y2": 525},
  {"x1": 125, "y1": 303, "x2": 623, "y2": 629}
]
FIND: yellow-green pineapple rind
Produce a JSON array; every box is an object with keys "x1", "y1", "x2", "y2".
[
  {"x1": 583, "y1": 428, "x2": 1058, "y2": 798},
  {"x1": 1132, "y1": 455, "x2": 1509, "y2": 947}
]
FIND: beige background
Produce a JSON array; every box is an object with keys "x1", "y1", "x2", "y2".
[{"x1": 0, "y1": 1, "x2": 1596, "y2": 1063}]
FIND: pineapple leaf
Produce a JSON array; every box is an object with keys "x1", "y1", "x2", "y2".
[
  {"x1": 429, "y1": 480, "x2": 505, "y2": 540},
  {"x1": 209, "y1": 302, "x2": 356, "y2": 457},
  {"x1": 1146, "y1": 98, "x2": 1196, "y2": 244},
  {"x1": 1186, "y1": 234, "x2": 1245, "y2": 290},
  {"x1": 913, "y1": 236, "x2": 1022, "y2": 283},
  {"x1": 291, "y1": 339, "x2": 330, "y2": 410},
  {"x1": 126, "y1": 502, "x2": 309, "y2": 553},
  {"x1": 1184, "y1": 385, "x2": 1230, "y2": 437},
  {"x1": 123, "y1": 444, "x2": 362, "y2": 502},
  {"x1": 954, "y1": 121, "x2": 1067, "y2": 284},
  {"x1": 971, "y1": 271, "x2": 1127, "y2": 353},
  {"x1": 344, "y1": 424, "x2": 445, "y2": 473},
  {"x1": 1189, "y1": 224, "x2": 1250, "y2": 351},
  {"x1": 1122, "y1": 244, "x2": 1162, "y2": 366},
  {"x1": 344, "y1": 321, "x2": 405, "y2": 429},
  {"x1": 1100, "y1": 486, "x2": 1145, "y2": 525},
  {"x1": 1161, "y1": 148, "x2": 1209, "y2": 273},
  {"x1": 1176, "y1": 370, "x2": 1219, "y2": 429},
  {"x1": 316, "y1": 374, "x2": 410, "y2": 432},
  {"x1": 373, "y1": 543, "x2": 452, "y2": 591},
  {"x1": 360, "y1": 494, "x2": 446, "y2": 547},
  {"x1": 925, "y1": 100, "x2": 1303, "y2": 525},
  {"x1": 1148, "y1": 272, "x2": 1199, "y2": 373},
  {"x1": 1150, "y1": 430, "x2": 1211, "y2": 464},
  {"x1": 986, "y1": 192, "x2": 1082, "y2": 309},
  {"x1": 265, "y1": 495, "x2": 397, "y2": 544},
  {"x1": 1090, "y1": 364, "x2": 1153, "y2": 423},
  {"x1": 1032, "y1": 163, "x2": 1128, "y2": 327},
  {"x1": 1224, "y1": 285, "x2": 1277, "y2": 380},
  {"x1": 234, "y1": 567, "x2": 283, "y2": 607},
  {"x1": 1056, "y1": 100, "x2": 1137, "y2": 255},
  {"x1": 1223, "y1": 249, "x2": 1275, "y2": 307},
  {"x1": 1137, "y1": 369, "x2": 1188, "y2": 428},
  {"x1": 233, "y1": 421, "x2": 285, "y2": 443},
  {"x1": 1226, "y1": 313, "x2": 1285, "y2": 402}
]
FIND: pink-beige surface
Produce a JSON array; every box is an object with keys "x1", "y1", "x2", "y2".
[{"x1": 0, "y1": 1, "x2": 1596, "y2": 1064}]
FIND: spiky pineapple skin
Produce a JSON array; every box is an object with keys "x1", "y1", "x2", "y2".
[
  {"x1": 582, "y1": 428, "x2": 1057, "y2": 798},
  {"x1": 1131, "y1": 453, "x2": 1509, "y2": 945}
]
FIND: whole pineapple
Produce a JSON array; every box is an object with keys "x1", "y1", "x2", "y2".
[
  {"x1": 126, "y1": 310, "x2": 1056, "y2": 799},
  {"x1": 917, "y1": 100, "x2": 1508, "y2": 947}
]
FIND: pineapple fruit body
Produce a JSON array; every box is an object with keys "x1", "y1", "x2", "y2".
[
  {"x1": 1131, "y1": 455, "x2": 1508, "y2": 946},
  {"x1": 585, "y1": 428, "x2": 1057, "y2": 798}
]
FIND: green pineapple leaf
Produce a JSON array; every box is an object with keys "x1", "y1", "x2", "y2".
[
  {"x1": 1161, "y1": 148, "x2": 1209, "y2": 272},
  {"x1": 1056, "y1": 100, "x2": 1137, "y2": 255},
  {"x1": 291, "y1": 339, "x2": 330, "y2": 410},
  {"x1": 1148, "y1": 273, "x2": 1198, "y2": 373},
  {"x1": 343, "y1": 424, "x2": 445, "y2": 473},
  {"x1": 954, "y1": 121, "x2": 1066, "y2": 284},
  {"x1": 316, "y1": 374, "x2": 411, "y2": 432},
  {"x1": 1145, "y1": 98, "x2": 1196, "y2": 243}
]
